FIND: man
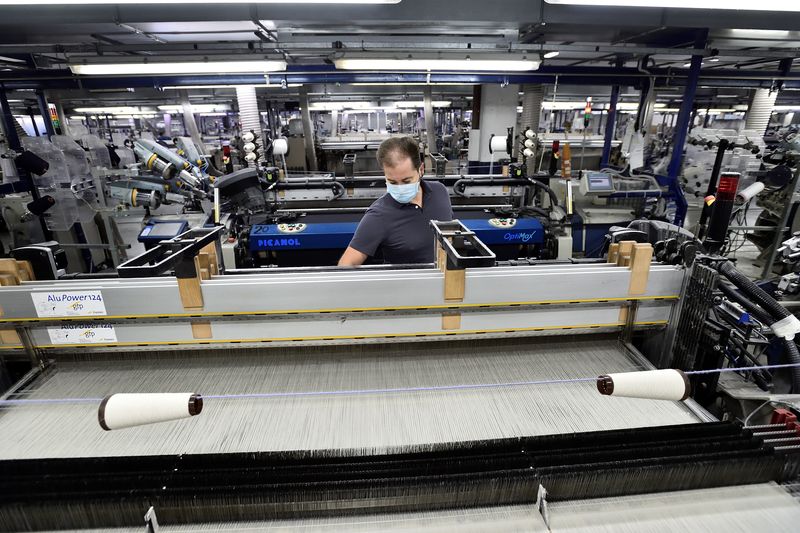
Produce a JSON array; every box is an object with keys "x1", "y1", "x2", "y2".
[{"x1": 338, "y1": 136, "x2": 453, "y2": 266}]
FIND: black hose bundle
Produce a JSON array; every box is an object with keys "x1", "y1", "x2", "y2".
[
  {"x1": 717, "y1": 261, "x2": 800, "y2": 392},
  {"x1": 527, "y1": 179, "x2": 559, "y2": 207},
  {"x1": 718, "y1": 283, "x2": 774, "y2": 326}
]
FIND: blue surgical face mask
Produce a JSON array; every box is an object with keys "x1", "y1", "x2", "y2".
[{"x1": 386, "y1": 180, "x2": 420, "y2": 204}]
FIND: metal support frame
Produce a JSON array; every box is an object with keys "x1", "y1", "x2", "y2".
[
  {"x1": 696, "y1": 138, "x2": 731, "y2": 239},
  {"x1": 667, "y1": 29, "x2": 708, "y2": 181},
  {"x1": 423, "y1": 86, "x2": 436, "y2": 160},
  {"x1": 0, "y1": 88, "x2": 51, "y2": 240},
  {"x1": 601, "y1": 82, "x2": 620, "y2": 168},
  {"x1": 761, "y1": 168, "x2": 800, "y2": 280},
  {"x1": 298, "y1": 86, "x2": 318, "y2": 172},
  {"x1": 34, "y1": 90, "x2": 54, "y2": 138},
  {"x1": 0, "y1": 88, "x2": 21, "y2": 151}
]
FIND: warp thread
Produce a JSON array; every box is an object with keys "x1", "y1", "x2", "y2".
[{"x1": 1, "y1": 362, "x2": 798, "y2": 407}]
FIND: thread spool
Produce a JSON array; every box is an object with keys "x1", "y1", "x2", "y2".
[
  {"x1": 525, "y1": 129, "x2": 535, "y2": 139},
  {"x1": 244, "y1": 152, "x2": 257, "y2": 163},
  {"x1": 489, "y1": 135, "x2": 508, "y2": 154},
  {"x1": 736, "y1": 182, "x2": 765, "y2": 204},
  {"x1": 273, "y1": 138, "x2": 289, "y2": 156},
  {"x1": 98, "y1": 393, "x2": 203, "y2": 431},
  {"x1": 242, "y1": 131, "x2": 256, "y2": 143},
  {"x1": 524, "y1": 139, "x2": 534, "y2": 149},
  {"x1": 596, "y1": 369, "x2": 690, "y2": 401},
  {"x1": 523, "y1": 148, "x2": 535, "y2": 158},
  {"x1": 243, "y1": 142, "x2": 256, "y2": 153}
]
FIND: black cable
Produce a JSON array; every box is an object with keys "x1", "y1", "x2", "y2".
[
  {"x1": 718, "y1": 284, "x2": 774, "y2": 325},
  {"x1": 716, "y1": 261, "x2": 800, "y2": 392}
]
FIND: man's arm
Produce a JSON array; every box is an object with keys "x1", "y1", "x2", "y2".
[
  {"x1": 340, "y1": 209, "x2": 384, "y2": 266},
  {"x1": 338, "y1": 246, "x2": 368, "y2": 267}
]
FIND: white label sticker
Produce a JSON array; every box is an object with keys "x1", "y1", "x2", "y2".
[
  {"x1": 47, "y1": 324, "x2": 117, "y2": 345},
  {"x1": 31, "y1": 291, "x2": 107, "y2": 317}
]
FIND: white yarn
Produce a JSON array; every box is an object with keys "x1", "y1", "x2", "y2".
[
  {"x1": 272, "y1": 138, "x2": 289, "y2": 156},
  {"x1": 600, "y1": 369, "x2": 689, "y2": 401},
  {"x1": 489, "y1": 135, "x2": 508, "y2": 154},
  {"x1": 99, "y1": 393, "x2": 198, "y2": 430}
]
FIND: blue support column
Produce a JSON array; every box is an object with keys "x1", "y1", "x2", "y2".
[
  {"x1": 667, "y1": 30, "x2": 707, "y2": 180},
  {"x1": 35, "y1": 90, "x2": 55, "y2": 137},
  {"x1": 600, "y1": 83, "x2": 620, "y2": 168}
]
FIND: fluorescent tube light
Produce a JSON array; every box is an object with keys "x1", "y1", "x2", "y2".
[
  {"x1": 394, "y1": 101, "x2": 452, "y2": 108},
  {"x1": 697, "y1": 108, "x2": 741, "y2": 114},
  {"x1": 163, "y1": 84, "x2": 301, "y2": 90},
  {"x1": 543, "y1": 1, "x2": 800, "y2": 11},
  {"x1": 773, "y1": 105, "x2": 800, "y2": 111},
  {"x1": 350, "y1": 82, "x2": 473, "y2": 86},
  {"x1": 543, "y1": 51, "x2": 560, "y2": 59},
  {"x1": 335, "y1": 58, "x2": 539, "y2": 72},
  {"x1": 1, "y1": 1, "x2": 400, "y2": 4},
  {"x1": 73, "y1": 106, "x2": 156, "y2": 115},
  {"x1": 309, "y1": 101, "x2": 375, "y2": 111},
  {"x1": 541, "y1": 101, "x2": 662, "y2": 110},
  {"x1": 69, "y1": 60, "x2": 287, "y2": 76},
  {"x1": 159, "y1": 104, "x2": 231, "y2": 112}
]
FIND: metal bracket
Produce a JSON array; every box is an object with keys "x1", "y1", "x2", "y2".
[
  {"x1": 431, "y1": 220, "x2": 495, "y2": 305},
  {"x1": 343, "y1": 153, "x2": 356, "y2": 180},
  {"x1": 535, "y1": 483, "x2": 551, "y2": 530},
  {"x1": 431, "y1": 219, "x2": 496, "y2": 271},
  {"x1": 144, "y1": 506, "x2": 159, "y2": 533},
  {"x1": 117, "y1": 226, "x2": 222, "y2": 279},
  {"x1": 430, "y1": 153, "x2": 447, "y2": 177}
]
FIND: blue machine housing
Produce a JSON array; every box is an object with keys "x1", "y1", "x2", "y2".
[{"x1": 249, "y1": 218, "x2": 545, "y2": 252}]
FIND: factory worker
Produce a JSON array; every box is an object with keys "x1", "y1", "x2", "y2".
[{"x1": 338, "y1": 136, "x2": 453, "y2": 266}]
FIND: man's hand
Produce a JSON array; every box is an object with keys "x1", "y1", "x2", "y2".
[{"x1": 338, "y1": 246, "x2": 368, "y2": 267}]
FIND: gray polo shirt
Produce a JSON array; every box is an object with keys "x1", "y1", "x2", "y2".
[{"x1": 349, "y1": 180, "x2": 453, "y2": 264}]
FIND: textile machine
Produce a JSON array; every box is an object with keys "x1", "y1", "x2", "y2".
[
  {"x1": 210, "y1": 159, "x2": 568, "y2": 268},
  {"x1": 0, "y1": 219, "x2": 799, "y2": 531}
]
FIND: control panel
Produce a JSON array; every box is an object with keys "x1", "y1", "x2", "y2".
[
  {"x1": 277, "y1": 223, "x2": 307, "y2": 234},
  {"x1": 579, "y1": 172, "x2": 615, "y2": 196},
  {"x1": 488, "y1": 218, "x2": 517, "y2": 228}
]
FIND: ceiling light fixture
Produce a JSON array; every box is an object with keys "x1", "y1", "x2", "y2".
[
  {"x1": 309, "y1": 101, "x2": 375, "y2": 111},
  {"x1": 1, "y1": 0, "x2": 400, "y2": 4},
  {"x1": 394, "y1": 101, "x2": 452, "y2": 108},
  {"x1": 334, "y1": 58, "x2": 540, "y2": 72},
  {"x1": 163, "y1": 84, "x2": 301, "y2": 90},
  {"x1": 543, "y1": 1, "x2": 800, "y2": 11},
  {"x1": 69, "y1": 60, "x2": 287, "y2": 76},
  {"x1": 350, "y1": 82, "x2": 474, "y2": 86},
  {"x1": 543, "y1": 51, "x2": 560, "y2": 59},
  {"x1": 158, "y1": 104, "x2": 231, "y2": 113},
  {"x1": 72, "y1": 106, "x2": 156, "y2": 115}
]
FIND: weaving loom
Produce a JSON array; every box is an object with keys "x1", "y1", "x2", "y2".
[{"x1": 1, "y1": 224, "x2": 800, "y2": 530}]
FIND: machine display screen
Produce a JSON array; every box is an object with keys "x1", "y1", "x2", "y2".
[
  {"x1": 147, "y1": 222, "x2": 186, "y2": 238},
  {"x1": 588, "y1": 176, "x2": 612, "y2": 190}
]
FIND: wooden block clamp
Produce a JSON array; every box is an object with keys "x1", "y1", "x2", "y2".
[
  {"x1": 0, "y1": 259, "x2": 35, "y2": 345},
  {"x1": 618, "y1": 242, "x2": 653, "y2": 324},
  {"x1": 607, "y1": 243, "x2": 620, "y2": 264}
]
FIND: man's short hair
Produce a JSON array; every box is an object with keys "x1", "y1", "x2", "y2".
[{"x1": 376, "y1": 136, "x2": 422, "y2": 169}]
